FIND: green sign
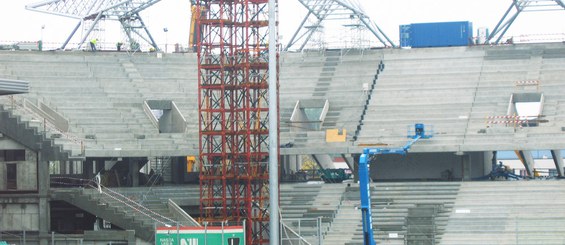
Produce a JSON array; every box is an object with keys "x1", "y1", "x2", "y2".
[{"x1": 155, "y1": 226, "x2": 245, "y2": 245}]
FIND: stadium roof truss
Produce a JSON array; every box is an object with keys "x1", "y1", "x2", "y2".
[
  {"x1": 285, "y1": 0, "x2": 395, "y2": 51},
  {"x1": 26, "y1": 0, "x2": 161, "y2": 50},
  {"x1": 487, "y1": 0, "x2": 565, "y2": 44}
]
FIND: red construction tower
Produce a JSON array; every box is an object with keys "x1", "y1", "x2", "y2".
[{"x1": 196, "y1": 0, "x2": 276, "y2": 244}]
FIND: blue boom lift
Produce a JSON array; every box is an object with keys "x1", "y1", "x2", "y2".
[{"x1": 358, "y1": 123, "x2": 433, "y2": 245}]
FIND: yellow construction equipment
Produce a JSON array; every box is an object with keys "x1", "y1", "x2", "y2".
[
  {"x1": 186, "y1": 155, "x2": 196, "y2": 173},
  {"x1": 189, "y1": 1, "x2": 205, "y2": 51}
]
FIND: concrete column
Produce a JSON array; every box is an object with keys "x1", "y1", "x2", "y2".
[
  {"x1": 95, "y1": 158, "x2": 105, "y2": 173},
  {"x1": 282, "y1": 155, "x2": 287, "y2": 175},
  {"x1": 550, "y1": 150, "x2": 564, "y2": 177},
  {"x1": 60, "y1": 160, "x2": 67, "y2": 175},
  {"x1": 296, "y1": 155, "x2": 302, "y2": 170},
  {"x1": 342, "y1": 154, "x2": 355, "y2": 181},
  {"x1": 84, "y1": 158, "x2": 94, "y2": 179},
  {"x1": 37, "y1": 152, "x2": 50, "y2": 245},
  {"x1": 461, "y1": 154, "x2": 471, "y2": 181},
  {"x1": 352, "y1": 154, "x2": 360, "y2": 183},
  {"x1": 288, "y1": 155, "x2": 297, "y2": 173},
  {"x1": 313, "y1": 154, "x2": 334, "y2": 169},
  {"x1": 129, "y1": 158, "x2": 139, "y2": 187},
  {"x1": 483, "y1": 151, "x2": 496, "y2": 175},
  {"x1": 517, "y1": 150, "x2": 535, "y2": 177}
]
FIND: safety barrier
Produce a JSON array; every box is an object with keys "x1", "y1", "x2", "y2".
[{"x1": 486, "y1": 115, "x2": 526, "y2": 128}]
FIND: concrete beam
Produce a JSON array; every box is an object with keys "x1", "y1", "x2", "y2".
[{"x1": 550, "y1": 150, "x2": 564, "y2": 177}]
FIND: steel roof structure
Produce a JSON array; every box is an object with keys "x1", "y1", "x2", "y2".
[
  {"x1": 26, "y1": 0, "x2": 161, "y2": 50},
  {"x1": 487, "y1": 0, "x2": 565, "y2": 44},
  {"x1": 285, "y1": 0, "x2": 394, "y2": 51}
]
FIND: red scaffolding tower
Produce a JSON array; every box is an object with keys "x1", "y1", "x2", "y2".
[{"x1": 197, "y1": 0, "x2": 276, "y2": 244}]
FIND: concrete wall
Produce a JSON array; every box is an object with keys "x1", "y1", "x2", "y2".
[
  {"x1": 0, "y1": 137, "x2": 37, "y2": 191},
  {"x1": 0, "y1": 203, "x2": 40, "y2": 231},
  {"x1": 160, "y1": 102, "x2": 187, "y2": 133},
  {"x1": 370, "y1": 152, "x2": 487, "y2": 180}
]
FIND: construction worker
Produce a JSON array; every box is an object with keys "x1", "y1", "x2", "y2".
[{"x1": 90, "y1": 38, "x2": 98, "y2": 52}]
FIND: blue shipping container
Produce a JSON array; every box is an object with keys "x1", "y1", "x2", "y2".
[
  {"x1": 399, "y1": 21, "x2": 473, "y2": 48},
  {"x1": 399, "y1": 24, "x2": 411, "y2": 48}
]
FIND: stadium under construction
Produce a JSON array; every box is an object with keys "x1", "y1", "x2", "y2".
[{"x1": 2, "y1": 0, "x2": 565, "y2": 244}]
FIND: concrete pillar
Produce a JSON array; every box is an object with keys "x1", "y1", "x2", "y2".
[
  {"x1": 313, "y1": 154, "x2": 334, "y2": 169},
  {"x1": 129, "y1": 158, "x2": 139, "y2": 187},
  {"x1": 461, "y1": 154, "x2": 471, "y2": 181},
  {"x1": 550, "y1": 150, "x2": 564, "y2": 177},
  {"x1": 288, "y1": 155, "x2": 298, "y2": 173},
  {"x1": 95, "y1": 158, "x2": 104, "y2": 173},
  {"x1": 60, "y1": 160, "x2": 67, "y2": 174},
  {"x1": 517, "y1": 150, "x2": 535, "y2": 177},
  {"x1": 341, "y1": 154, "x2": 354, "y2": 170},
  {"x1": 37, "y1": 152, "x2": 50, "y2": 245},
  {"x1": 483, "y1": 151, "x2": 496, "y2": 175},
  {"x1": 84, "y1": 158, "x2": 94, "y2": 179},
  {"x1": 352, "y1": 154, "x2": 360, "y2": 183}
]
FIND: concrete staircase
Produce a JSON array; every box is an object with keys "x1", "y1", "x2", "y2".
[
  {"x1": 52, "y1": 187, "x2": 183, "y2": 242},
  {"x1": 0, "y1": 102, "x2": 70, "y2": 160}
]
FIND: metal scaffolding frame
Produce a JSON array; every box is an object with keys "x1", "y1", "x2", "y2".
[
  {"x1": 285, "y1": 0, "x2": 394, "y2": 51},
  {"x1": 26, "y1": 0, "x2": 161, "y2": 50},
  {"x1": 197, "y1": 0, "x2": 278, "y2": 244},
  {"x1": 487, "y1": 0, "x2": 565, "y2": 44}
]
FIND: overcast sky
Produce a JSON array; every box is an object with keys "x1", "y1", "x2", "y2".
[{"x1": 1, "y1": 0, "x2": 564, "y2": 50}]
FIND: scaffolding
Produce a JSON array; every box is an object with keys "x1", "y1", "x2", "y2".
[
  {"x1": 26, "y1": 0, "x2": 161, "y2": 50},
  {"x1": 196, "y1": 0, "x2": 277, "y2": 244}
]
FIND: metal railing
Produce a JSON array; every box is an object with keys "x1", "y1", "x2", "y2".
[
  {"x1": 51, "y1": 176, "x2": 176, "y2": 227},
  {"x1": 93, "y1": 178, "x2": 176, "y2": 227},
  {"x1": 281, "y1": 217, "x2": 323, "y2": 245}
]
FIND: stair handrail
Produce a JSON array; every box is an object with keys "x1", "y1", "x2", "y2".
[
  {"x1": 146, "y1": 156, "x2": 171, "y2": 188},
  {"x1": 84, "y1": 178, "x2": 176, "y2": 226},
  {"x1": 280, "y1": 209, "x2": 313, "y2": 245},
  {"x1": 51, "y1": 176, "x2": 178, "y2": 227},
  {"x1": 1, "y1": 95, "x2": 85, "y2": 154},
  {"x1": 167, "y1": 199, "x2": 201, "y2": 227},
  {"x1": 138, "y1": 156, "x2": 173, "y2": 207}
]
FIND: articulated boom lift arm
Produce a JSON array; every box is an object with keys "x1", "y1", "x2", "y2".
[{"x1": 358, "y1": 123, "x2": 432, "y2": 245}]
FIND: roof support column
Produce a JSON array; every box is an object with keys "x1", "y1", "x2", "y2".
[
  {"x1": 550, "y1": 150, "x2": 564, "y2": 177},
  {"x1": 516, "y1": 150, "x2": 534, "y2": 177}
]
